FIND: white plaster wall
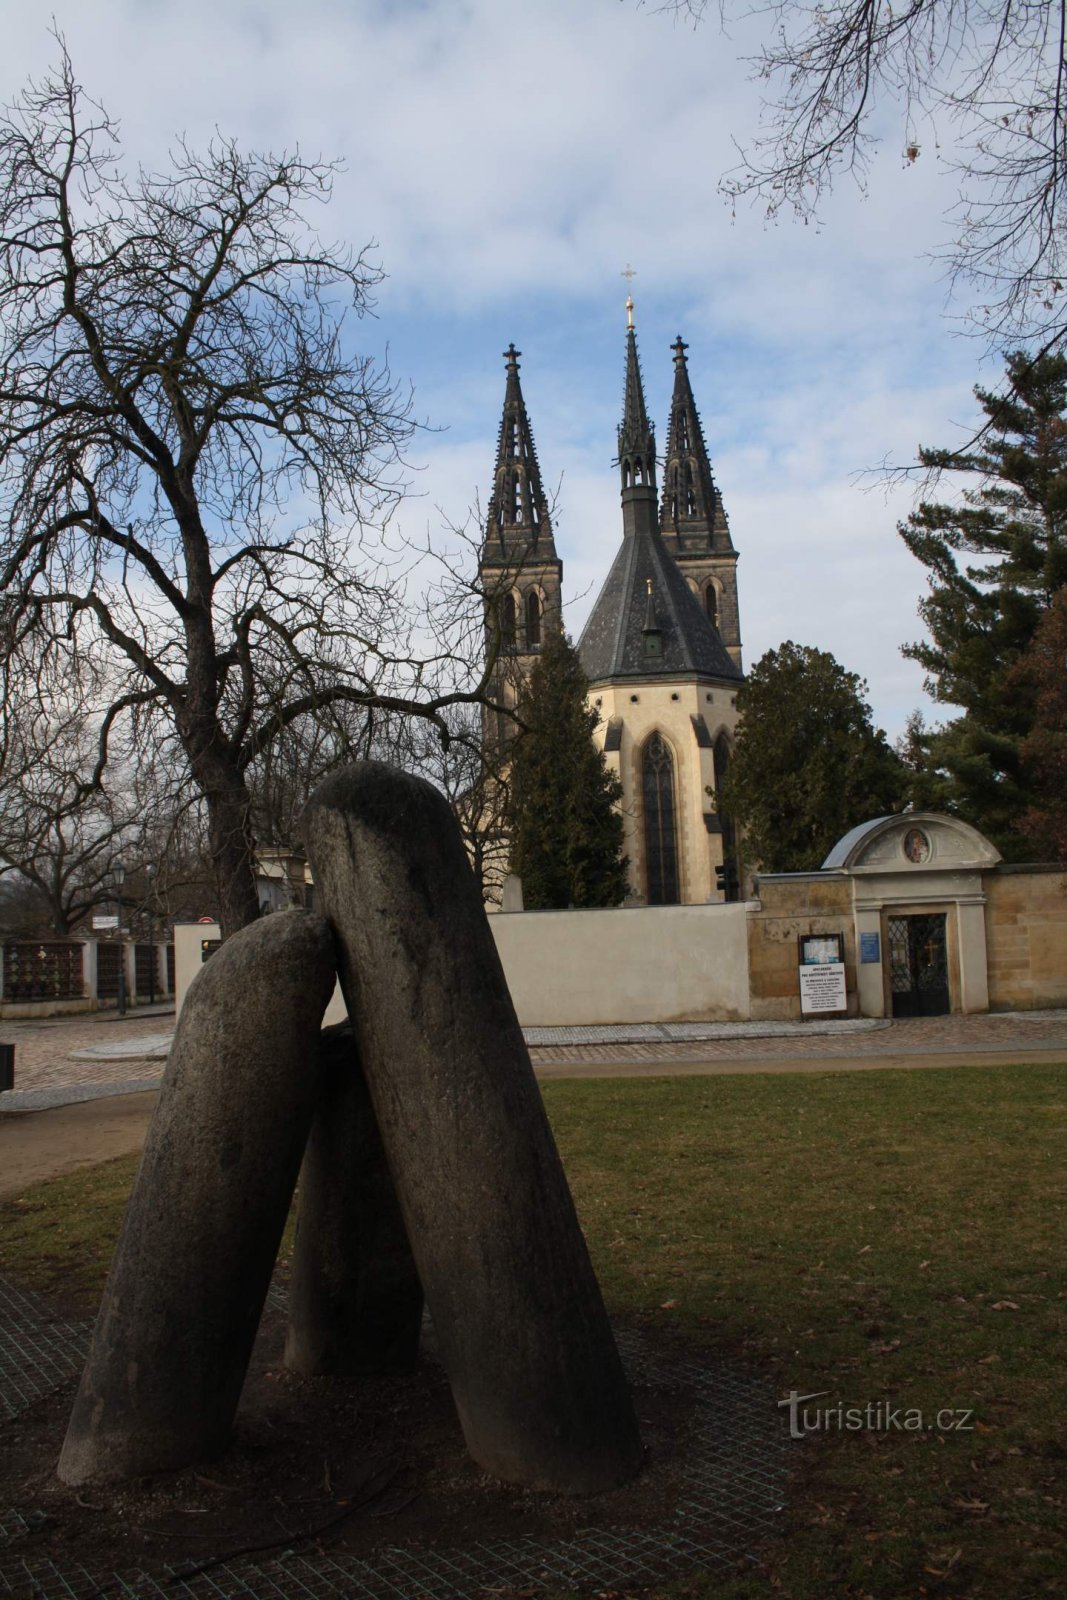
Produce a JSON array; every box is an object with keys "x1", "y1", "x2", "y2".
[
  {"x1": 490, "y1": 902, "x2": 751, "y2": 1025},
  {"x1": 176, "y1": 907, "x2": 749, "y2": 1028}
]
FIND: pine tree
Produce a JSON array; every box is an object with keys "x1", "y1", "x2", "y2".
[
  {"x1": 721, "y1": 642, "x2": 906, "y2": 873},
  {"x1": 1016, "y1": 587, "x2": 1067, "y2": 859},
  {"x1": 900, "y1": 351, "x2": 1067, "y2": 855},
  {"x1": 504, "y1": 631, "x2": 629, "y2": 909}
]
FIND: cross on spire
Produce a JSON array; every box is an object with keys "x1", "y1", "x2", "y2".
[{"x1": 621, "y1": 265, "x2": 637, "y2": 328}]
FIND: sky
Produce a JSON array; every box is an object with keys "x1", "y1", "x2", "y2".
[{"x1": 0, "y1": 0, "x2": 1002, "y2": 740}]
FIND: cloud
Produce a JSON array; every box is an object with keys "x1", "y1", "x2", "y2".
[{"x1": 0, "y1": 0, "x2": 995, "y2": 740}]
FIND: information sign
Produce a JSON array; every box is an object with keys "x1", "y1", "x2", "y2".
[{"x1": 799, "y1": 961, "x2": 848, "y2": 1015}]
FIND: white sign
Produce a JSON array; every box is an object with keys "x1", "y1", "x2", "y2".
[
  {"x1": 92, "y1": 915, "x2": 120, "y2": 930},
  {"x1": 799, "y1": 961, "x2": 847, "y2": 1016}
]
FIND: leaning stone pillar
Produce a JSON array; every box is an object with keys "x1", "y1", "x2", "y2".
[
  {"x1": 284, "y1": 1021, "x2": 424, "y2": 1376},
  {"x1": 58, "y1": 911, "x2": 336, "y2": 1485},
  {"x1": 303, "y1": 762, "x2": 642, "y2": 1493}
]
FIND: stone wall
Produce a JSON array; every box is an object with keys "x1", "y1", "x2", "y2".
[
  {"x1": 747, "y1": 873, "x2": 856, "y2": 1021},
  {"x1": 174, "y1": 862, "x2": 1063, "y2": 1028},
  {"x1": 984, "y1": 866, "x2": 1067, "y2": 1011}
]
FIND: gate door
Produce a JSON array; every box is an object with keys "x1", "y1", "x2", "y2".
[
  {"x1": 96, "y1": 941, "x2": 122, "y2": 1002},
  {"x1": 887, "y1": 913, "x2": 950, "y2": 1017}
]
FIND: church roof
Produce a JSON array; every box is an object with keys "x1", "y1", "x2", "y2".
[
  {"x1": 481, "y1": 344, "x2": 557, "y2": 571},
  {"x1": 618, "y1": 324, "x2": 657, "y2": 489},
  {"x1": 578, "y1": 316, "x2": 742, "y2": 687},
  {"x1": 578, "y1": 520, "x2": 743, "y2": 684}
]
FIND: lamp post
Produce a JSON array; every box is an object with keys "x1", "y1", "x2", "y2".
[
  {"x1": 145, "y1": 863, "x2": 157, "y2": 1006},
  {"x1": 114, "y1": 862, "x2": 127, "y2": 1017}
]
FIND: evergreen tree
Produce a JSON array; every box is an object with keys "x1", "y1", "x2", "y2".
[
  {"x1": 900, "y1": 351, "x2": 1067, "y2": 856},
  {"x1": 721, "y1": 642, "x2": 906, "y2": 873},
  {"x1": 505, "y1": 630, "x2": 628, "y2": 909},
  {"x1": 1016, "y1": 587, "x2": 1067, "y2": 859}
]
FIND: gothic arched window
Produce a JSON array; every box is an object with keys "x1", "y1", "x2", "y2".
[
  {"x1": 643, "y1": 732, "x2": 679, "y2": 904},
  {"x1": 704, "y1": 583, "x2": 718, "y2": 627},
  {"x1": 526, "y1": 589, "x2": 542, "y2": 647},
  {"x1": 501, "y1": 593, "x2": 517, "y2": 653}
]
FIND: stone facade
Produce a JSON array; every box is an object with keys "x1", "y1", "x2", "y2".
[
  {"x1": 985, "y1": 865, "x2": 1067, "y2": 1010},
  {"x1": 746, "y1": 873, "x2": 856, "y2": 1021},
  {"x1": 591, "y1": 679, "x2": 739, "y2": 905}
]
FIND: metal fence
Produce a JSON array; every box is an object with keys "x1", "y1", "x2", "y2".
[{"x1": 1, "y1": 942, "x2": 84, "y2": 1003}]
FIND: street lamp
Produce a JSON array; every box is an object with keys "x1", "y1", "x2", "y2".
[{"x1": 113, "y1": 861, "x2": 127, "y2": 1017}]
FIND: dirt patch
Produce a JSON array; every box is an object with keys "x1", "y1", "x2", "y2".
[{"x1": 2, "y1": 1305, "x2": 697, "y2": 1587}]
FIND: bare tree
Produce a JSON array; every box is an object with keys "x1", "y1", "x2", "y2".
[
  {"x1": 403, "y1": 703, "x2": 512, "y2": 905},
  {"x1": 0, "y1": 45, "x2": 488, "y2": 936},
  {"x1": 0, "y1": 693, "x2": 145, "y2": 935},
  {"x1": 656, "y1": 0, "x2": 1067, "y2": 351}
]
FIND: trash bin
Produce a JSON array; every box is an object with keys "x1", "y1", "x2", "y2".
[{"x1": 0, "y1": 1044, "x2": 13, "y2": 1093}]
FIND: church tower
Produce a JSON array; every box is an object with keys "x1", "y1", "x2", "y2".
[
  {"x1": 660, "y1": 337, "x2": 742, "y2": 669},
  {"x1": 478, "y1": 344, "x2": 562, "y2": 746},
  {"x1": 578, "y1": 306, "x2": 744, "y2": 904}
]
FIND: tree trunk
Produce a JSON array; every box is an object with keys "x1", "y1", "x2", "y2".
[
  {"x1": 186, "y1": 739, "x2": 262, "y2": 937},
  {"x1": 206, "y1": 779, "x2": 262, "y2": 937}
]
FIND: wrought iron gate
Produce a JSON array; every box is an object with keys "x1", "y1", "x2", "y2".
[{"x1": 887, "y1": 913, "x2": 950, "y2": 1017}]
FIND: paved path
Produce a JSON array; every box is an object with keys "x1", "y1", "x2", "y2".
[{"x1": 1, "y1": 1007, "x2": 1065, "y2": 1196}]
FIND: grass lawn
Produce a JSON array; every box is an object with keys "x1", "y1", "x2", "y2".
[{"x1": 1, "y1": 1062, "x2": 1063, "y2": 1598}]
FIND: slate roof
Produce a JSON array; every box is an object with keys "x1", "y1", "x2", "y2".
[{"x1": 578, "y1": 521, "x2": 743, "y2": 685}]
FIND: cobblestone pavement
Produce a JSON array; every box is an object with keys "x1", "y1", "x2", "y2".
[
  {"x1": 0, "y1": 1009, "x2": 173, "y2": 1102},
  {"x1": 2, "y1": 1006, "x2": 1066, "y2": 1112},
  {"x1": 529, "y1": 1008, "x2": 1067, "y2": 1068}
]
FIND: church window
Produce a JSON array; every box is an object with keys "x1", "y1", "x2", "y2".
[
  {"x1": 704, "y1": 584, "x2": 718, "y2": 626},
  {"x1": 526, "y1": 589, "x2": 542, "y2": 647},
  {"x1": 643, "y1": 733, "x2": 679, "y2": 905},
  {"x1": 501, "y1": 593, "x2": 517, "y2": 652}
]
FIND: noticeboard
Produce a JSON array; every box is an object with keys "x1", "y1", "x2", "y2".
[
  {"x1": 799, "y1": 962, "x2": 847, "y2": 1015},
  {"x1": 798, "y1": 932, "x2": 847, "y2": 1016}
]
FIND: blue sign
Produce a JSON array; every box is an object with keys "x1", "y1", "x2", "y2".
[{"x1": 860, "y1": 932, "x2": 881, "y2": 964}]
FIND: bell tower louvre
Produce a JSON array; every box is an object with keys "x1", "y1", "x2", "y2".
[{"x1": 478, "y1": 343, "x2": 562, "y2": 747}]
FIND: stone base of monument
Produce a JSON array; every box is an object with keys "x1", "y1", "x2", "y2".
[{"x1": 1, "y1": 1272, "x2": 789, "y2": 1599}]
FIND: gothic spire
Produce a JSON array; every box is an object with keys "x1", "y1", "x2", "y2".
[
  {"x1": 483, "y1": 343, "x2": 554, "y2": 563},
  {"x1": 617, "y1": 317, "x2": 657, "y2": 498},
  {"x1": 660, "y1": 335, "x2": 734, "y2": 554}
]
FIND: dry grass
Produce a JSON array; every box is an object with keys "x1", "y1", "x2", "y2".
[{"x1": 1, "y1": 1061, "x2": 1063, "y2": 1597}]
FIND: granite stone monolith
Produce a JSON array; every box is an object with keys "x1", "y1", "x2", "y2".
[
  {"x1": 284, "y1": 1021, "x2": 423, "y2": 1376},
  {"x1": 302, "y1": 762, "x2": 643, "y2": 1493},
  {"x1": 58, "y1": 911, "x2": 337, "y2": 1485}
]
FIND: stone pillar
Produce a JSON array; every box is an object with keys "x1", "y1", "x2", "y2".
[
  {"x1": 285, "y1": 1022, "x2": 423, "y2": 1376},
  {"x1": 303, "y1": 762, "x2": 642, "y2": 1494},
  {"x1": 853, "y1": 903, "x2": 887, "y2": 1017},
  {"x1": 956, "y1": 897, "x2": 990, "y2": 1013},
  {"x1": 59, "y1": 911, "x2": 336, "y2": 1485}
]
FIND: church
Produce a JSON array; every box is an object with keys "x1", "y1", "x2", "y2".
[{"x1": 478, "y1": 302, "x2": 745, "y2": 906}]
